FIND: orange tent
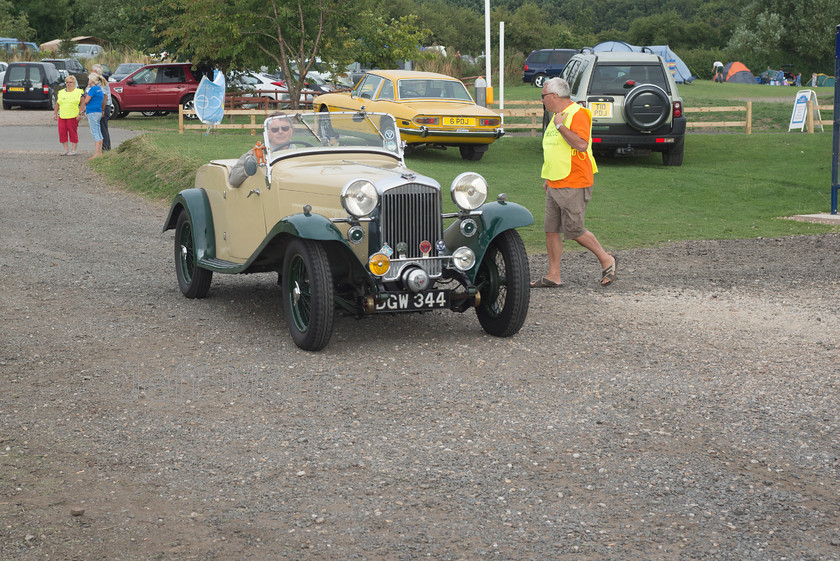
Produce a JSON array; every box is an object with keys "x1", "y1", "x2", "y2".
[{"x1": 723, "y1": 61, "x2": 756, "y2": 84}]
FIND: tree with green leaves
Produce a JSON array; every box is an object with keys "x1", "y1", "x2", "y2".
[
  {"x1": 727, "y1": 0, "x2": 840, "y2": 73},
  {"x1": 0, "y1": 0, "x2": 36, "y2": 41},
  {"x1": 348, "y1": 12, "x2": 430, "y2": 69},
  {"x1": 158, "y1": 0, "x2": 352, "y2": 109}
]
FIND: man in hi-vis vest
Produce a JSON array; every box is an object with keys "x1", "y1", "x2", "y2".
[{"x1": 531, "y1": 77, "x2": 617, "y2": 288}]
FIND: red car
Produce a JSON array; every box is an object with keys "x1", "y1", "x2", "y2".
[{"x1": 109, "y1": 63, "x2": 209, "y2": 119}]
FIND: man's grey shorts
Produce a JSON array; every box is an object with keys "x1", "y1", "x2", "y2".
[{"x1": 544, "y1": 186, "x2": 592, "y2": 239}]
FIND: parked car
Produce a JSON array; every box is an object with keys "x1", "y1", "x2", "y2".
[
  {"x1": 523, "y1": 48, "x2": 577, "y2": 87},
  {"x1": 163, "y1": 112, "x2": 533, "y2": 351},
  {"x1": 0, "y1": 39, "x2": 39, "y2": 57},
  {"x1": 554, "y1": 50, "x2": 686, "y2": 166},
  {"x1": 108, "y1": 63, "x2": 144, "y2": 83},
  {"x1": 109, "y1": 62, "x2": 206, "y2": 119},
  {"x1": 229, "y1": 70, "x2": 288, "y2": 106},
  {"x1": 42, "y1": 58, "x2": 88, "y2": 88},
  {"x1": 0, "y1": 61, "x2": 7, "y2": 86},
  {"x1": 314, "y1": 70, "x2": 504, "y2": 161},
  {"x1": 73, "y1": 43, "x2": 105, "y2": 59},
  {"x1": 2, "y1": 61, "x2": 64, "y2": 110}
]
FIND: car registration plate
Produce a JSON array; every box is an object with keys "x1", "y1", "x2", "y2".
[
  {"x1": 589, "y1": 102, "x2": 612, "y2": 119},
  {"x1": 8, "y1": 87, "x2": 24, "y2": 92},
  {"x1": 374, "y1": 290, "x2": 450, "y2": 312},
  {"x1": 443, "y1": 117, "x2": 475, "y2": 127}
]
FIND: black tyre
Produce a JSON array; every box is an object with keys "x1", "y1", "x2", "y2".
[
  {"x1": 282, "y1": 239, "x2": 335, "y2": 351},
  {"x1": 662, "y1": 140, "x2": 684, "y2": 166},
  {"x1": 475, "y1": 229, "x2": 530, "y2": 337},
  {"x1": 181, "y1": 94, "x2": 198, "y2": 120},
  {"x1": 46, "y1": 92, "x2": 56, "y2": 111},
  {"x1": 141, "y1": 111, "x2": 157, "y2": 117},
  {"x1": 111, "y1": 97, "x2": 125, "y2": 119},
  {"x1": 459, "y1": 145, "x2": 485, "y2": 161},
  {"x1": 174, "y1": 210, "x2": 213, "y2": 298},
  {"x1": 623, "y1": 84, "x2": 670, "y2": 131},
  {"x1": 533, "y1": 73, "x2": 547, "y2": 88}
]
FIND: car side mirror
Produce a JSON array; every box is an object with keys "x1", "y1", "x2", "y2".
[
  {"x1": 127, "y1": 79, "x2": 134, "y2": 86},
  {"x1": 244, "y1": 155, "x2": 258, "y2": 176}
]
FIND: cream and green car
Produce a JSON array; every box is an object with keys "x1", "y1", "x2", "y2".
[{"x1": 163, "y1": 112, "x2": 533, "y2": 351}]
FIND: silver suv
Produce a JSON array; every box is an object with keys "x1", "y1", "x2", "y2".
[{"x1": 551, "y1": 50, "x2": 686, "y2": 166}]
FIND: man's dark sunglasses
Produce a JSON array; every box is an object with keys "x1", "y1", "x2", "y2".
[{"x1": 270, "y1": 125, "x2": 291, "y2": 132}]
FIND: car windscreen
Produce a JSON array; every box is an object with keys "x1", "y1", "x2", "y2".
[
  {"x1": 264, "y1": 112, "x2": 402, "y2": 162},
  {"x1": 588, "y1": 63, "x2": 670, "y2": 95},
  {"x1": 397, "y1": 79, "x2": 472, "y2": 101}
]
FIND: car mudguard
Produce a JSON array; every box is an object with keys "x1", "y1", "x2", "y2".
[
  {"x1": 444, "y1": 200, "x2": 534, "y2": 282},
  {"x1": 267, "y1": 212, "x2": 348, "y2": 242},
  {"x1": 162, "y1": 189, "x2": 216, "y2": 263}
]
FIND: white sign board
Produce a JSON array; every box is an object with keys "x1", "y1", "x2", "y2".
[{"x1": 789, "y1": 89, "x2": 823, "y2": 132}]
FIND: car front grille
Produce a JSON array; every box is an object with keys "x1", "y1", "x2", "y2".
[{"x1": 380, "y1": 183, "x2": 443, "y2": 279}]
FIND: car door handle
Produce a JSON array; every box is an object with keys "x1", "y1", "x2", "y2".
[{"x1": 247, "y1": 189, "x2": 260, "y2": 197}]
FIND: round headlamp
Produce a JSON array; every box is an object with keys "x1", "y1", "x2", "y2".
[
  {"x1": 368, "y1": 253, "x2": 390, "y2": 276},
  {"x1": 451, "y1": 246, "x2": 476, "y2": 272},
  {"x1": 341, "y1": 179, "x2": 379, "y2": 217},
  {"x1": 450, "y1": 172, "x2": 488, "y2": 211}
]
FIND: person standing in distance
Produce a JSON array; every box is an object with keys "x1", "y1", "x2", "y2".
[
  {"x1": 713, "y1": 60, "x2": 724, "y2": 83},
  {"x1": 92, "y1": 64, "x2": 111, "y2": 150},
  {"x1": 531, "y1": 77, "x2": 616, "y2": 288}
]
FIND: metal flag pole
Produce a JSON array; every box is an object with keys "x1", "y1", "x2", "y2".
[{"x1": 832, "y1": 23, "x2": 839, "y2": 214}]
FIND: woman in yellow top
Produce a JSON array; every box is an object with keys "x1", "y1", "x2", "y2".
[{"x1": 53, "y1": 76, "x2": 84, "y2": 156}]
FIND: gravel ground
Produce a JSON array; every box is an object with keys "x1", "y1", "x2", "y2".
[{"x1": 2, "y1": 106, "x2": 840, "y2": 560}]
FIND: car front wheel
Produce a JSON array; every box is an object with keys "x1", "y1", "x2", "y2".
[
  {"x1": 174, "y1": 210, "x2": 213, "y2": 298},
  {"x1": 474, "y1": 229, "x2": 530, "y2": 337},
  {"x1": 110, "y1": 97, "x2": 125, "y2": 119},
  {"x1": 282, "y1": 238, "x2": 335, "y2": 351},
  {"x1": 181, "y1": 94, "x2": 198, "y2": 120}
]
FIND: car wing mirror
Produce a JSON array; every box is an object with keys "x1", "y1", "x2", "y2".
[
  {"x1": 244, "y1": 155, "x2": 258, "y2": 177},
  {"x1": 127, "y1": 78, "x2": 134, "y2": 85}
]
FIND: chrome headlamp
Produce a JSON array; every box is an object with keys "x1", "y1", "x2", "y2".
[
  {"x1": 341, "y1": 179, "x2": 379, "y2": 217},
  {"x1": 451, "y1": 246, "x2": 476, "y2": 271},
  {"x1": 450, "y1": 172, "x2": 488, "y2": 211}
]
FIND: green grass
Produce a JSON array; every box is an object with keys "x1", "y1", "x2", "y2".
[{"x1": 97, "y1": 89, "x2": 839, "y2": 253}]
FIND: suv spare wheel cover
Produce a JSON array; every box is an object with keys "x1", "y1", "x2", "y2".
[{"x1": 623, "y1": 84, "x2": 670, "y2": 131}]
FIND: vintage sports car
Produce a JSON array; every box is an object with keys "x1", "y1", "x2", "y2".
[
  {"x1": 313, "y1": 70, "x2": 504, "y2": 161},
  {"x1": 163, "y1": 112, "x2": 533, "y2": 351}
]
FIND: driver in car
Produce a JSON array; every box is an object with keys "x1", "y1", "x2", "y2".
[{"x1": 229, "y1": 113, "x2": 294, "y2": 187}]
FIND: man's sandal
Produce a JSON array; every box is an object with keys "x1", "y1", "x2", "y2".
[
  {"x1": 530, "y1": 277, "x2": 563, "y2": 288},
  {"x1": 601, "y1": 255, "x2": 618, "y2": 286}
]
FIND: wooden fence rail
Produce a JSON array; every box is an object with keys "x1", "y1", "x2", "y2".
[{"x1": 179, "y1": 98, "x2": 833, "y2": 136}]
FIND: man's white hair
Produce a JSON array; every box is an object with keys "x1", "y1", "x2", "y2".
[{"x1": 544, "y1": 77, "x2": 571, "y2": 98}]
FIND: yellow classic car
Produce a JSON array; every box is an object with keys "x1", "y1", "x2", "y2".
[
  {"x1": 313, "y1": 70, "x2": 504, "y2": 161},
  {"x1": 163, "y1": 112, "x2": 534, "y2": 351}
]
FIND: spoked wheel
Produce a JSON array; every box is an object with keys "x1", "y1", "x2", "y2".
[
  {"x1": 282, "y1": 239, "x2": 334, "y2": 351},
  {"x1": 474, "y1": 229, "x2": 530, "y2": 337},
  {"x1": 174, "y1": 210, "x2": 212, "y2": 298}
]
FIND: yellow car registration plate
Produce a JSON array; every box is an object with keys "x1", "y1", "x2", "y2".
[
  {"x1": 8, "y1": 87, "x2": 25, "y2": 92},
  {"x1": 443, "y1": 117, "x2": 475, "y2": 127},
  {"x1": 589, "y1": 102, "x2": 612, "y2": 119}
]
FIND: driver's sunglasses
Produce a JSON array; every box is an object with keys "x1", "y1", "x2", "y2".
[{"x1": 270, "y1": 125, "x2": 291, "y2": 132}]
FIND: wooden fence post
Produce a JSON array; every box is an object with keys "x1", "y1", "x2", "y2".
[{"x1": 746, "y1": 101, "x2": 752, "y2": 135}]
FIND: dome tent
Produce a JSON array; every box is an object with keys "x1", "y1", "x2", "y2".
[
  {"x1": 723, "y1": 61, "x2": 756, "y2": 84},
  {"x1": 593, "y1": 41, "x2": 696, "y2": 84}
]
